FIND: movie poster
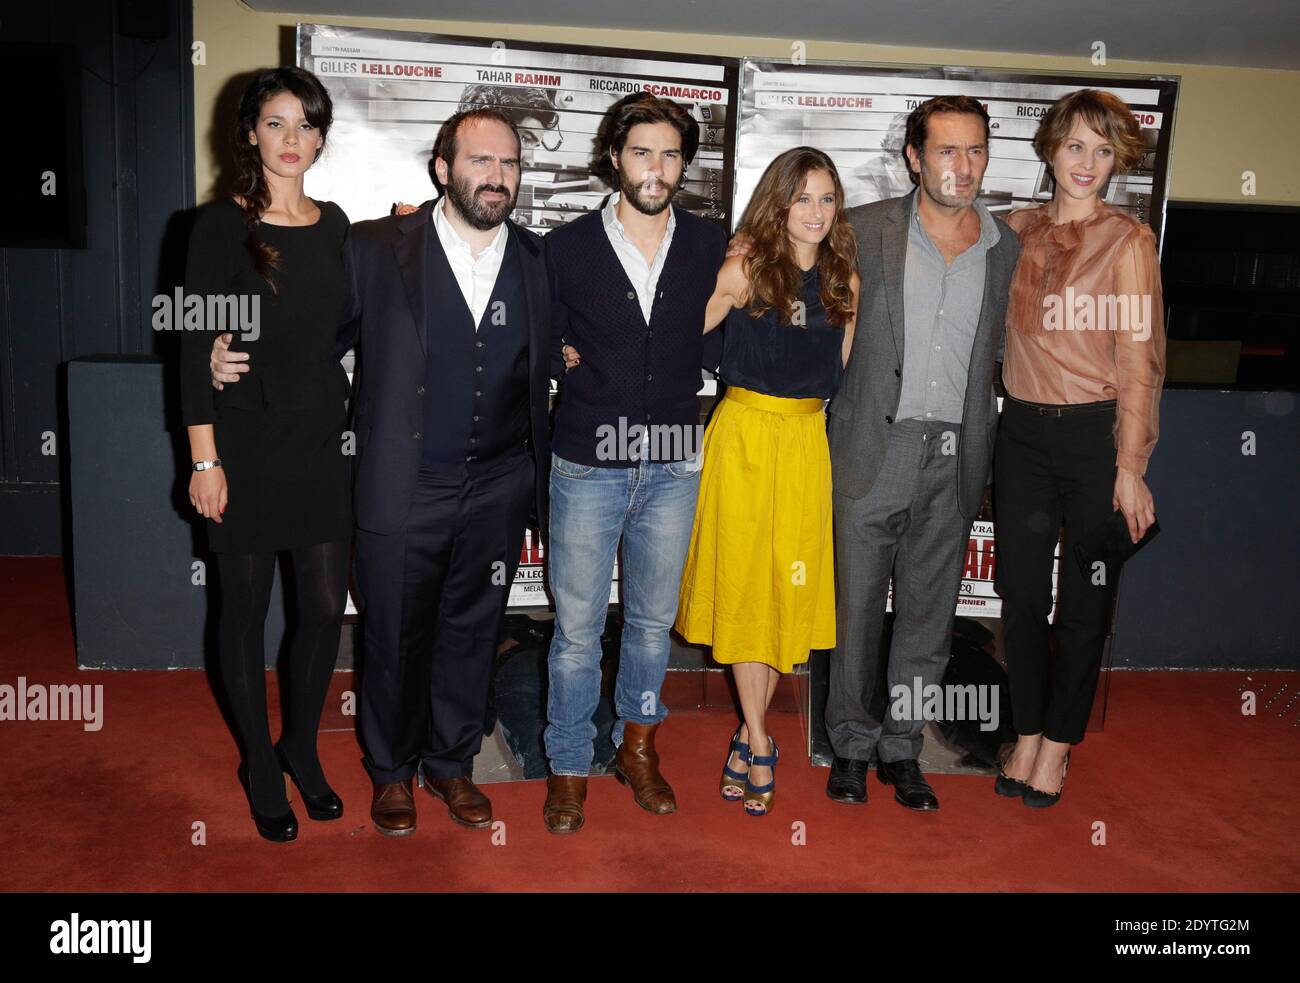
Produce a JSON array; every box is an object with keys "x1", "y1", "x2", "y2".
[
  {"x1": 734, "y1": 60, "x2": 1178, "y2": 242},
  {"x1": 297, "y1": 23, "x2": 738, "y2": 234},
  {"x1": 299, "y1": 24, "x2": 739, "y2": 611}
]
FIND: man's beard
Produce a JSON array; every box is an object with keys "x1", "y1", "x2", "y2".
[
  {"x1": 919, "y1": 161, "x2": 978, "y2": 209},
  {"x1": 446, "y1": 170, "x2": 516, "y2": 230},
  {"x1": 618, "y1": 168, "x2": 677, "y2": 216}
]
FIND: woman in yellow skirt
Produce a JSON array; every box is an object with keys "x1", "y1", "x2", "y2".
[{"x1": 678, "y1": 148, "x2": 859, "y2": 815}]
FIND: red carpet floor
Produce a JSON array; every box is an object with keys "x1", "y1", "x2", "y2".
[{"x1": 1, "y1": 557, "x2": 1297, "y2": 892}]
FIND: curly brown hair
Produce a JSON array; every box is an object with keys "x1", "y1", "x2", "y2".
[
  {"x1": 594, "y1": 92, "x2": 699, "y2": 186},
  {"x1": 736, "y1": 147, "x2": 857, "y2": 328},
  {"x1": 1032, "y1": 89, "x2": 1146, "y2": 172}
]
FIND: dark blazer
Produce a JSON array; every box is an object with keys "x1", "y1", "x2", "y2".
[
  {"x1": 828, "y1": 190, "x2": 1022, "y2": 520},
  {"x1": 338, "y1": 200, "x2": 556, "y2": 538}
]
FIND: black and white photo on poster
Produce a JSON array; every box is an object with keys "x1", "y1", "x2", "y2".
[
  {"x1": 735, "y1": 60, "x2": 1178, "y2": 244},
  {"x1": 296, "y1": 23, "x2": 739, "y2": 234}
]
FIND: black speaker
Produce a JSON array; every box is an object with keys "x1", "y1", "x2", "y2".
[
  {"x1": 1111, "y1": 388, "x2": 1300, "y2": 669},
  {"x1": 68, "y1": 356, "x2": 290, "y2": 669}
]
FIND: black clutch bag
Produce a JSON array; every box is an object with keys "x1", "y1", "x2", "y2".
[{"x1": 1073, "y1": 510, "x2": 1160, "y2": 582}]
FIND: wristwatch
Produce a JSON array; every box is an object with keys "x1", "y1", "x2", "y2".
[{"x1": 192, "y1": 459, "x2": 223, "y2": 472}]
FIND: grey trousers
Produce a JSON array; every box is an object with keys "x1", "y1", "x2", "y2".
[{"x1": 826, "y1": 419, "x2": 973, "y2": 763}]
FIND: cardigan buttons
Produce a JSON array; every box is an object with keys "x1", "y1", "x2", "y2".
[{"x1": 627, "y1": 291, "x2": 635, "y2": 300}]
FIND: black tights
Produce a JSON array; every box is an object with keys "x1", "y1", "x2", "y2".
[{"x1": 216, "y1": 540, "x2": 349, "y2": 814}]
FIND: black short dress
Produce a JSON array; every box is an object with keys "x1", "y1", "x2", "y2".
[{"x1": 179, "y1": 198, "x2": 353, "y2": 554}]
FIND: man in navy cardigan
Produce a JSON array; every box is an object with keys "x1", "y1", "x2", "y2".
[{"x1": 541, "y1": 94, "x2": 727, "y2": 834}]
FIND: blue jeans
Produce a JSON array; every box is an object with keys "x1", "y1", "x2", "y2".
[{"x1": 544, "y1": 451, "x2": 700, "y2": 777}]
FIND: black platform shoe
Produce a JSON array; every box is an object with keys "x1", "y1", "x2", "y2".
[
  {"x1": 275, "y1": 743, "x2": 343, "y2": 821},
  {"x1": 238, "y1": 762, "x2": 298, "y2": 842},
  {"x1": 826, "y1": 756, "x2": 868, "y2": 804}
]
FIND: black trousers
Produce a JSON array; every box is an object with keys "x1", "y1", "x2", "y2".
[
  {"x1": 994, "y1": 397, "x2": 1119, "y2": 745},
  {"x1": 356, "y1": 448, "x2": 534, "y2": 784}
]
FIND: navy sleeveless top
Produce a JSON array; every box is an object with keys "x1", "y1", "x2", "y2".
[{"x1": 718, "y1": 266, "x2": 843, "y2": 400}]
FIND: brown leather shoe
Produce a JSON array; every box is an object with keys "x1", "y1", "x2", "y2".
[
  {"x1": 543, "y1": 774, "x2": 587, "y2": 834},
  {"x1": 420, "y1": 772, "x2": 492, "y2": 829},
  {"x1": 613, "y1": 721, "x2": 677, "y2": 814},
  {"x1": 371, "y1": 778, "x2": 416, "y2": 836}
]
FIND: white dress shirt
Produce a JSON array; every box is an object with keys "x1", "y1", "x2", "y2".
[
  {"x1": 432, "y1": 196, "x2": 508, "y2": 329},
  {"x1": 601, "y1": 192, "x2": 676, "y2": 324}
]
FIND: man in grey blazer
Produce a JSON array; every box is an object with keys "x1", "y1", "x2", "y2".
[{"x1": 824, "y1": 96, "x2": 1021, "y2": 811}]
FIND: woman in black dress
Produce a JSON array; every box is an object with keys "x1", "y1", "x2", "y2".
[{"x1": 181, "y1": 67, "x2": 352, "y2": 841}]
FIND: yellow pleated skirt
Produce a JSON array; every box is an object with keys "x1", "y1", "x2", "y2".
[{"x1": 673, "y1": 386, "x2": 836, "y2": 672}]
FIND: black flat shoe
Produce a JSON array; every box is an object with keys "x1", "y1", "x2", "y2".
[
  {"x1": 275, "y1": 743, "x2": 343, "y2": 821},
  {"x1": 994, "y1": 758, "x2": 1030, "y2": 798},
  {"x1": 826, "y1": 756, "x2": 868, "y2": 804},
  {"x1": 238, "y1": 763, "x2": 298, "y2": 842},
  {"x1": 876, "y1": 758, "x2": 939, "y2": 811},
  {"x1": 1023, "y1": 751, "x2": 1070, "y2": 809}
]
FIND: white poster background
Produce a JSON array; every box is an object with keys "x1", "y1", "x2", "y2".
[
  {"x1": 298, "y1": 23, "x2": 737, "y2": 235},
  {"x1": 734, "y1": 60, "x2": 1178, "y2": 241}
]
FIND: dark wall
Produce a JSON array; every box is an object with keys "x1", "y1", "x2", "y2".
[
  {"x1": 1112, "y1": 387, "x2": 1300, "y2": 669},
  {"x1": 0, "y1": 0, "x2": 195, "y2": 555}
]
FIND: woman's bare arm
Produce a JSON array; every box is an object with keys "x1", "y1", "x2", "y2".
[{"x1": 703, "y1": 254, "x2": 750, "y2": 334}]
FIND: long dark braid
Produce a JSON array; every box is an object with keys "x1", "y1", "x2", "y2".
[{"x1": 231, "y1": 67, "x2": 333, "y2": 291}]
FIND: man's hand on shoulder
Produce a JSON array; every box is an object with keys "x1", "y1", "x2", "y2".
[{"x1": 726, "y1": 231, "x2": 754, "y2": 259}]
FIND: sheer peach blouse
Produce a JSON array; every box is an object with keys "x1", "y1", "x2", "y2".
[{"x1": 1003, "y1": 204, "x2": 1167, "y2": 476}]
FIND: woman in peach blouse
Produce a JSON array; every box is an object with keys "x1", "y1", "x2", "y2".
[{"x1": 993, "y1": 89, "x2": 1165, "y2": 807}]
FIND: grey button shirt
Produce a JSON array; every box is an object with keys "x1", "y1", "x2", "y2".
[{"x1": 895, "y1": 192, "x2": 1000, "y2": 423}]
